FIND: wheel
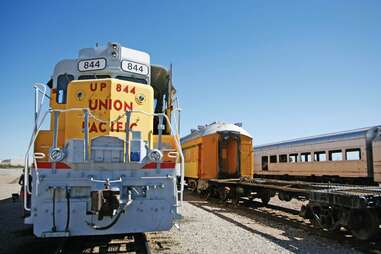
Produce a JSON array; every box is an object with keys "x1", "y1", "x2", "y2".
[
  {"x1": 278, "y1": 192, "x2": 292, "y2": 202},
  {"x1": 350, "y1": 209, "x2": 380, "y2": 240},
  {"x1": 309, "y1": 205, "x2": 341, "y2": 232},
  {"x1": 188, "y1": 180, "x2": 198, "y2": 192},
  {"x1": 260, "y1": 193, "x2": 271, "y2": 205},
  {"x1": 206, "y1": 185, "x2": 218, "y2": 201},
  {"x1": 218, "y1": 187, "x2": 229, "y2": 201}
]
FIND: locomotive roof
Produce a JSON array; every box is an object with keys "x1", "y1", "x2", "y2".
[
  {"x1": 50, "y1": 42, "x2": 150, "y2": 88},
  {"x1": 48, "y1": 42, "x2": 175, "y2": 95},
  {"x1": 181, "y1": 122, "x2": 252, "y2": 143},
  {"x1": 255, "y1": 125, "x2": 381, "y2": 151}
]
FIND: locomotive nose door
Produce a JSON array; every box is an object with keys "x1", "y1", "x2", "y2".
[{"x1": 217, "y1": 131, "x2": 241, "y2": 178}]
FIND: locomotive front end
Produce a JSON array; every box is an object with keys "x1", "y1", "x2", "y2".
[{"x1": 24, "y1": 42, "x2": 183, "y2": 237}]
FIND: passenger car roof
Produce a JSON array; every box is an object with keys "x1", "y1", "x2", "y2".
[
  {"x1": 255, "y1": 126, "x2": 381, "y2": 151},
  {"x1": 181, "y1": 122, "x2": 252, "y2": 144}
]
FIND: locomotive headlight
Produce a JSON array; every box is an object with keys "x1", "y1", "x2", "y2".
[
  {"x1": 49, "y1": 148, "x2": 65, "y2": 162},
  {"x1": 148, "y1": 149, "x2": 163, "y2": 162},
  {"x1": 111, "y1": 51, "x2": 118, "y2": 58}
]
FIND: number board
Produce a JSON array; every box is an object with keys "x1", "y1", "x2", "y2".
[
  {"x1": 78, "y1": 58, "x2": 106, "y2": 72},
  {"x1": 121, "y1": 60, "x2": 149, "y2": 75}
]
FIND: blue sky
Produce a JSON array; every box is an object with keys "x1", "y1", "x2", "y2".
[{"x1": 0, "y1": 0, "x2": 380, "y2": 159}]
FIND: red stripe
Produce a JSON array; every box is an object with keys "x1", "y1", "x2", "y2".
[
  {"x1": 36, "y1": 162, "x2": 71, "y2": 169},
  {"x1": 142, "y1": 162, "x2": 176, "y2": 169},
  {"x1": 36, "y1": 162, "x2": 174, "y2": 170}
]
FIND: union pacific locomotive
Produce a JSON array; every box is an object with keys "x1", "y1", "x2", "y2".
[{"x1": 23, "y1": 42, "x2": 184, "y2": 237}]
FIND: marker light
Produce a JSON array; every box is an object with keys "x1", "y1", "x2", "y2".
[
  {"x1": 135, "y1": 94, "x2": 145, "y2": 105},
  {"x1": 148, "y1": 149, "x2": 163, "y2": 162},
  {"x1": 49, "y1": 148, "x2": 65, "y2": 162}
]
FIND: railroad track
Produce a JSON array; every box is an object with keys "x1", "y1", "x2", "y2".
[
  {"x1": 188, "y1": 191, "x2": 381, "y2": 254},
  {"x1": 54, "y1": 233, "x2": 151, "y2": 254},
  {"x1": 0, "y1": 197, "x2": 152, "y2": 254},
  {"x1": 7, "y1": 233, "x2": 151, "y2": 254}
]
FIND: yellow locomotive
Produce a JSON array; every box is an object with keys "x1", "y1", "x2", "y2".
[{"x1": 24, "y1": 42, "x2": 184, "y2": 237}]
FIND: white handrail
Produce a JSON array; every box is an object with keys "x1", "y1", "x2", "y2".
[
  {"x1": 24, "y1": 110, "x2": 50, "y2": 211},
  {"x1": 26, "y1": 106, "x2": 185, "y2": 209}
]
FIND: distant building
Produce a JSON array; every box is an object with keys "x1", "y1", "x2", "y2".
[
  {"x1": 1, "y1": 159, "x2": 11, "y2": 164},
  {"x1": 0, "y1": 158, "x2": 24, "y2": 166}
]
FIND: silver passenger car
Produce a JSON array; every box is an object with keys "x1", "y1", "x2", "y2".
[{"x1": 254, "y1": 126, "x2": 381, "y2": 184}]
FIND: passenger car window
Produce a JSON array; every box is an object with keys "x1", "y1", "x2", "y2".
[
  {"x1": 261, "y1": 156, "x2": 268, "y2": 171},
  {"x1": 279, "y1": 154, "x2": 287, "y2": 163},
  {"x1": 289, "y1": 154, "x2": 298, "y2": 163},
  {"x1": 329, "y1": 150, "x2": 343, "y2": 161},
  {"x1": 56, "y1": 74, "x2": 74, "y2": 104},
  {"x1": 346, "y1": 149, "x2": 361, "y2": 160},
  {"x1": 270, "y1": 155, "x2": 277, "y2": 163},
  {"x1": 314, "y1": 151, "x2": 326, "y2": 161},
  {"x1": 300, "y1": 152, "x2": 311, "y2": 162}
]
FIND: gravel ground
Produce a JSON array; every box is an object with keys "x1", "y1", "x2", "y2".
[
  {"x1": 149, "y1": 192, "x2": 361, "y2": 254},
  {"x1": 0, "y1": 169, "x2": 371, "y2": 253},
  {"x1": 0, "y1": 168, "x2": 22, "y2": 199}
]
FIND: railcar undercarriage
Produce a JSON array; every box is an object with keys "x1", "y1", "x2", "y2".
[{"x1": 207, "y1": 178, "x2": 381, "y2": 240}]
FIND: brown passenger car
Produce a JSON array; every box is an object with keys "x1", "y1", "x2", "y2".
[{"x1": 254, "y1": 126, "x2": 381, "y2": 184}]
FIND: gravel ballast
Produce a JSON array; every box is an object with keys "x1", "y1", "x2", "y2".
[{"x1": 149, "y1": 193, "x2": 360, "y2": 254}]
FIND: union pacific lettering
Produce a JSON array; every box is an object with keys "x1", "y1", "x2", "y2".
[
  {"x1": 82, "y1": 121, "x2": 138, "y2": 133},
  {"x1": 85, "y1": 82, "x2": 139, "y2": 133},
  {"x1": 89, "y1": 99, "x2": 133, "y2": 112},
  {"x1": 88, "y1": 82, "x2": 135, "y2": 111},
  {"x1": 90, "y1": 82, "x2": 136, "y2": 94}
]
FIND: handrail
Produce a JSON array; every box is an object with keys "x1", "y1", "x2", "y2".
[
  {"x1": 25, "y1": 105, "x2": 185, "y2": 210},
  {"x1": 24, "y1": 110, "x2": 50, "y2": 211}
]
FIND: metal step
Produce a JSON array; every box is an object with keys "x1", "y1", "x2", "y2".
[{"x1": 41, "y1": 231, "x2": 70, "y2": 238}]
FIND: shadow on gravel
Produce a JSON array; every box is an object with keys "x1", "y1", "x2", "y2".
[
  {"x1": 184, "y1": 191, "x2": 381, "y2": 254},
  {"x1": 0, "y1": 197, "x2": 147, "y2": 254}
]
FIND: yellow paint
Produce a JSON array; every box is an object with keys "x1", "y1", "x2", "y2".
[
  {"x1": 35, "y1": 79, "x2": 154, "y2": 160},
  {"x1": 240, "y1": 135, "x2": 254, "y2": 177},
  {"x1": 152, "y1": 135, "x2": 178, "y2": 162},
  {"x1": 182, "y1": 133, "x2": 253, "y2": 180}
]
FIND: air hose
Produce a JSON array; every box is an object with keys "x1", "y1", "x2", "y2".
[
  {"x1": 52, "y1": 187, "x2": 57, "y2": 232},
  {"x1": 86, "y1": 199, "x2": 133, "y2": 230},
  {"x1": 65, "y1": 187, "x2": 71, "y2": 232},
  {"x1": 87, "y1": 190, "x2": 133, "y2": 231}
]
